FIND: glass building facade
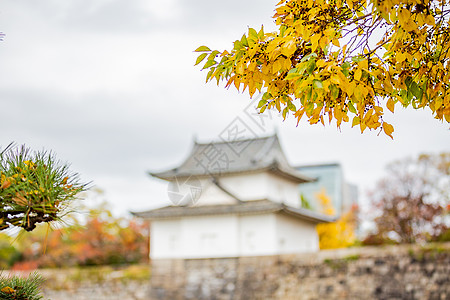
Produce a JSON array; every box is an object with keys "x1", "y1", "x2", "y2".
[{"x1": 296, "y1": 164, "x2": 358, "y2": 217}]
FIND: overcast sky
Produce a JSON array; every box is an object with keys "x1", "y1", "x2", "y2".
[{"x1": 0, "y1": 0, "x2": 448, "y2": 217}]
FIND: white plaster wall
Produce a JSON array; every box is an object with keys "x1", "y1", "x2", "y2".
[
  {"x1": 275, "y1": 213, "x2": 319, "y2": 253},
  {"x1": 176, "y1": 171, "x2": 302, "y2": 207},
  {"x1": 265, "y1": 173, "x2": 302, "y2": 208},
  {"x1": 195, "y1": 179, "x2": 237, "y2": 206},
  {"x1": 238, "y1": 214, "x2": 277, "y2": 256},
  {"x1": 180, "y1": 215, "x2": 239, "y2": 258},
  {"x1": 217, "y1": 172, "x2": 301, "y2": 205},
  {"x1": 150, "y1": 213, "x2": 319, "y2": 259},
  {"x1": 151, "y1": 213, "x2": 281, "y2": 259},
  {"x1": 150, "y1": 219, "x2": 182, "y2": 259},
  {"x1": 219, "y1": 173, "x2": 269, "y2": 201}
]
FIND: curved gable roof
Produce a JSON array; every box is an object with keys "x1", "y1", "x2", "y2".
[{"x1": 149, "y1": 135, "x2": 313, "y2": 183}]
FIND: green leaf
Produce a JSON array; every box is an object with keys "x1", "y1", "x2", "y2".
[
  {"x1": 330, "y1": 84, "x2": 339, "y2": 99},
  {"x1": 258, "y1": 25, "x2": 265, "y2": 39},
  {"x1": 202, "y1": 60, "x2": 217, "y2": 70},
  {"x1": 341, "y1": 62, "x2": 351, "y2": 76},
  {"x1": 351, "y1": 56, "x2": 364, "y2": 62},
  {"x1": 300, "y1": 95, "x2": 306, "y2": 106},
  {"x1": 301, "y1": 52, "x2": 318, "y2": 63},
  {"x1": 306, "y1": 59, "x2": 316, "y2": 75},
  {"x1": 313, "y1": 79, "x2": 323, "y2": 89},
  {"x1": 348, "y1": 101, "x2": 356, "y2": 113},
  {"x1": 248, "y1": 28, "x2": 258, "y2": 40},
  {"x1": 282, "y1": 107, "x2": 289, "y2": 119},
  {"x1": 297, "y1": 62, "x2": 308, "y2": 75},
  {"x1": 195, "y1": 46, "x2": 211, "y2": 52},
  {"x1": 286, "y1": 73, "x2": 302, "y2": 80},
  {"x1": 257, "y1": 99, "x2": 267, "y2": 108},
  {"x1": 280, "y1": 25, "x2": 287, "y2": 37},
  {"x1": 306, "y1": 86, "x2": 313, "y2": 100},
  {"x1": 234, "y1": 40, "x2": 243, "y2": 50},
  {"x1": 286, "y1": 68, "x2": 299, "y2": 79},
  {"x1": 206, "y1": 68, "x2": 214, "y2": 82},
  {"x1": 305, "y1": 102, "x2": 314, "y2": 115},
  {"x1": 407, "y1": 90, "x2": 413, "y2": 102},
  {"x1": 208, "y1": 50, "x2": 220, "y2": 60},
  {"x1": 409, "y1": 81, "x2": 422, "y2": 100},
  {"x1": 195, "y1": 53, "x2": 208, "y2": 66},
  {"x1": 241, "y1": 34, "x2": 248, "y2": 47},
  {"x1": 262, "y1": 92, "x2": 273, "y2": 101},
  {"x1": 260, "y1": 105, "x2": 267, "y2": 113},
  {"x1": 287, "y1": 100, "x2": 296, "y2": 111},
  {"x1": 404, "y1": 76, "x2": 413, "y2": 88},
  {"x1": 399, "y1": 89, "x2": 410, "y2": 106}
]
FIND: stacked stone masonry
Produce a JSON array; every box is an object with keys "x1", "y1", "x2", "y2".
[
  {"x1": 150, "y1": 243, "x2": 450, "y2": 300},
  {"x1": 5, "y1": 243, "x2": 449, "y2": 299}
]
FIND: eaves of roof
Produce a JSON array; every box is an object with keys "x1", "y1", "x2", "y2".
[{"x1": 131, "y1": 199, "x2": 333, "y2": 224}]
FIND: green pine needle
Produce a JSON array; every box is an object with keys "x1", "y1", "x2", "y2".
[
  {"x1": 0, "y1": 271, "x2": 45, "y2": 300},
  {"x1": 0, "y1": 144, "x2": 88, "y2": 232}
]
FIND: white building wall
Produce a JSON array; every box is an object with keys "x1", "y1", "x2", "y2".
[
  {"x1": 150, "y1": 213, "x2": 282, "y2": 259},
  {"x1": 150, "y1": 219, "x2": 182, "y2": 259},
  {"x1": 219, "y1": 173, "x2": 269, "y2": 201},
  {"x1": 195, "y1": 179, "x2": 237, "y2": 206},
  {"x1": 167, "y1": 171, "x2": 302, "y2": 208},
  {"x1": 180, "y1": 215, "x2": 239, "y2": 258},
  {"x1": 275, "y1": 214, "x2": 319, "y2": 253},
  {"x1": 265, "y1": 173, "x2": 302, "y2": 208},
  {"x1": 238, "y1": 214, "x2": 277, "y2": 256},
  {"x1": 213, "y1": 172, "x2": 301, "y2": 206}
]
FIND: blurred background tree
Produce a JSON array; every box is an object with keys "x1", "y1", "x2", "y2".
[
  {"x1": 0, "y1": 234, "x2": 21, "y2": 269},
  {"x1": 0, "y1": 146, "x2": 149, "y2": 270},
  {"x1": 363, "y1": 153, "x2": 449, "y2": 245},
  {"x1": 10, "y1": 203, "x2": 149, "y2": 269}
]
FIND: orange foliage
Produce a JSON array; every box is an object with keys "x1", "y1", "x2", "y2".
[{"x1": 12, "y1": 208, "x2": 149, "y2": 269}]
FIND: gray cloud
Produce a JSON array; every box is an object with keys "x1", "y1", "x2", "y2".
[
  {"x1": 2, "y1": 0, "x2": 275, "y2": 35},
  {"x1": 0, "y1": 0, "x2": 448, "y2": 216}
]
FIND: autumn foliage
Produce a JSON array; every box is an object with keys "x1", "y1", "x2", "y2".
[
  {"x1": 364, "y1": 153, "x2": 449, "y2": 244},
  {"x1": 196, "y1": 0, "x2": 450, "y2": 137},
  {"x1": 8, "y1": 207, "x2": 149, "y2": 269},
  {"x1": 315, "y1": 189, "x2": 357, "y2": 249}
]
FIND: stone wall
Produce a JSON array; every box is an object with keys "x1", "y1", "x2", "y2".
[
  {"x1": 41, "y1": 279, "x2": 151, "y2": 300},
  {"x1": 4, "y1": 243, "x2": 449, "y2": 299},
  {"x1": 3, "y1": 265, "x2": 151, "y2": 300},
  {"x1": 150, "y1": 243, "x2": 450, "y2": 300}
]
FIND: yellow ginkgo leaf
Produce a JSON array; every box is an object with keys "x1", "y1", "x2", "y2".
[
  {"x1": 383, "y1": 122, "x2": 394, "y2": 139},
  {"x1": 386, "y1": 98, "x2": 395, "y2": 113},
  {"x1": 354, "y1": 68, "x2": 362, "y2": 81}
]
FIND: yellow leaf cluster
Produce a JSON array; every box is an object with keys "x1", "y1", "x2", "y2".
[
  {"x1": 315, "y1": 189, "x2": 357, "y2": 250},
  {"x1": 196, "y1": 0, "x2": 450, "y2": 137}
]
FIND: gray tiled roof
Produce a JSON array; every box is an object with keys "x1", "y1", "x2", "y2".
[
  {"x1": 131, "y1": 199, "x2": 334, "y2": 223},
  {"x1": 149, "y1": 135, "x2": 313, "y2": 183}
]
